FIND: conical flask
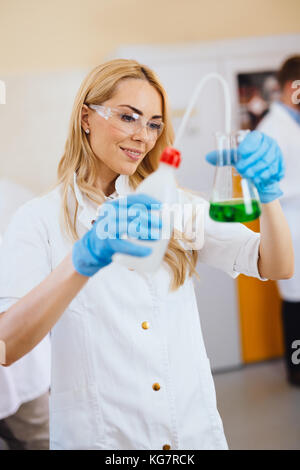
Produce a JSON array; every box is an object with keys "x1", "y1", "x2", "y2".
[{"x1": 209, "y1": 130, "x2": 261, "y2": 223}]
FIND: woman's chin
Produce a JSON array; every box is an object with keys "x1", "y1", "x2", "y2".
[{"x1": 118, "y1": 162, "x2": 139, "y2": 176}]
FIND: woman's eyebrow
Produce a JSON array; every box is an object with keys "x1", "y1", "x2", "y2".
[{"x1": 118, "y1": 104, "x2": 162, "y2": 119}]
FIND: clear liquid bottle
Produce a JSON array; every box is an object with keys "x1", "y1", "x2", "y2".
[
  {"x1": 112, "y1": 147, "x2": 181, "y2": 272},
  {"x1": 209, "y1": 130, "x2": 261, "y2": 223}
]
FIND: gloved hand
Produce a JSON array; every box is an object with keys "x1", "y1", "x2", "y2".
[
  {"x1": 72, "y1": 193, "x2": 162, "y2": 276},
  {"x1": 205, "y1": 130, "x2": 285, "y2": 203}
]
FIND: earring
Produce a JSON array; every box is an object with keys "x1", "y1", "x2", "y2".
[{"x1": 85, "y1": 129, "x2": 90, "y2": 134}]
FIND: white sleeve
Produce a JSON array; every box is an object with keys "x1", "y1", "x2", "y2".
[
  {"x1": 0, "y1": 202, "x2": 52, "y2": 312},
  {"x1": 198, "y1": 198, "x2": 267, "y2": 280},
  {"x1": 173, "y1": 188, "x2": 206, "y2": 251}
]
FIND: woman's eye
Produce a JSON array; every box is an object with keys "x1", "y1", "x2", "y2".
[
  {"x1": 120, "y1": 113, "x2": 136, "y2": 122},
  {"x1": 149, "y1": 122, "x2": 162, "y2": 131}
]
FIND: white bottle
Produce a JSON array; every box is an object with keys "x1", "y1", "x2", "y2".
[{"x1": 112, "y1": 147, "x2": 181, "y2": 273}]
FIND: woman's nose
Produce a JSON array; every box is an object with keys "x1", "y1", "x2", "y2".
[{"x1": 131, "y1": 124, "x2": 149, "y2": 141}]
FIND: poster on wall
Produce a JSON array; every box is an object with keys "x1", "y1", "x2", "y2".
[{"x1": 237, "y1": 71, "x2": 280, "y2": 130}]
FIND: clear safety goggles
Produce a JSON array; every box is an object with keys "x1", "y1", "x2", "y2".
[{"x1": 88, "y1": 104, "x2": 164, "y2": 141}]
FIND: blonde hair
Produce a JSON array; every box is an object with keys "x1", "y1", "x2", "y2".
[{"x1": 57, "y1": 58, "x2": 199, "y2": 291}]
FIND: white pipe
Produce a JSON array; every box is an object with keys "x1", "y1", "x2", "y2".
[{"x1": 174, "y1": 73, "x2": 232, "y2": 149}]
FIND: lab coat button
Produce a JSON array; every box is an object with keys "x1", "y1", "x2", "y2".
[
  {"x1": 162, "y1": 444, "x2": 171, "y2": 450},
  {"x1": 142, "y1": 321, "x2": 149, "y2": 330},
  {"x1": 152, "y1": 382, "x2": 160, "y2": 391}
]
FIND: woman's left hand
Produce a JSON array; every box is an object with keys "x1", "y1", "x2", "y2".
[{"x1": 205, "y1": 130, "x2": 285, "y2": 204}]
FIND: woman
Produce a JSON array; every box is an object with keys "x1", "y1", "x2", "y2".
[{"x1": 0, "y1": 59, "x2": 294, "y2": 450}]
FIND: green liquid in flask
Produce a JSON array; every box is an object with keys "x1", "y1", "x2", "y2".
[{"x1": 209, "y1": 199, "x2": 261, "y2": 222}]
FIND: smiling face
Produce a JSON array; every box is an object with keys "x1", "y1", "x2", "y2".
[{"x1": 81, "y1": 78, "x2": 163, "y2": 183}]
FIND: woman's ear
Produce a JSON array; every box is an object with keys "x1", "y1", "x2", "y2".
[{"x1": 81, "y1": 104, "x2": 90, "y2": 132}]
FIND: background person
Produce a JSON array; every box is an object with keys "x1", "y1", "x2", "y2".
[
  {"x1": 257, "y1": 55, "x2": 300, "y2": 386},
  {"x1": 0, "y1": 179, "x2": 50, "y2": 450}
]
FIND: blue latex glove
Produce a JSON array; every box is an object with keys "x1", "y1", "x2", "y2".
[
  {"x1": 205, "y1": 131, "x2": 285, "y2": 203},
  {"x1": 72, "y1": 193, "x2": 162, "y2": 276}
]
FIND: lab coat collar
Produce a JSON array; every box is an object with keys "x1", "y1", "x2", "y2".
[
  {"x1": 270, "y1": 102, "x2": 300, "y2": 131},
  {"x1": 276, "y1": 101, "x2": 300, "y2": 126},
  {"x1": 72, "y1": 172, "x2": 133, "y2": 229}
]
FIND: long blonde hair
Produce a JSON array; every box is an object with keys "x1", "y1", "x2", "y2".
[{"x1": 57, "y1": 58, "x2": 199, "y2": 291}]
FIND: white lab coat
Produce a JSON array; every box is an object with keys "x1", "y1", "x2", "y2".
[
  {"x1": 0, "y1": 173, "x2": 266, "y2": 450},
  {"x1": 257, "y1": 102, "x2": 300, "y2": 301},
  {"x1": 0, "y1": 179, "x2": 51, "y2": 420}
]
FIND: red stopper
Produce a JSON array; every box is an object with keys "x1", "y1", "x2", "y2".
[{"x1": 160, "y1": 147, "x2": 181, "y2": 168}]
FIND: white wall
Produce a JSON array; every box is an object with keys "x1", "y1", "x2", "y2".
[{"x1": 0, "y1": 69, "x2": 88, "y2": 193}]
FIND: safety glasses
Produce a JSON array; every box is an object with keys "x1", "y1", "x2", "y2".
[{"x1": 87, "y1": 104, "x2": 164, "y2": 141}]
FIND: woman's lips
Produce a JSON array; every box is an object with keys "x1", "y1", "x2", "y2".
[{"x1": 120, "y1": 147, "x2": 143, "y2": 161}]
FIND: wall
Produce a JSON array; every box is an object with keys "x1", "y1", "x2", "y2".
[
  {"x1": 0, "y1": 0, "x2": 300, "y2": 74},
  {"x1": 0, "y1": 0, "x2": 300, "y2": 193}
]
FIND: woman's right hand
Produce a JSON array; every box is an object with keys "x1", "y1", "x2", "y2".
[{"x1": 72, "y1": 193, "x2": 162, "y2": 276}]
